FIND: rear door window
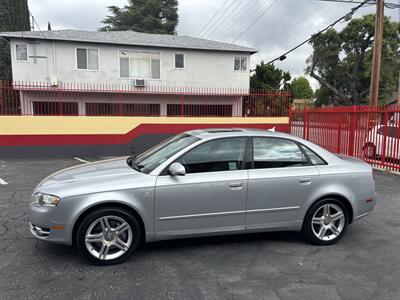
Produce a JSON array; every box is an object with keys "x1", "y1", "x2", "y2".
[{"x1": 252, "y1": 138, "x2": 307, "y2": 169}]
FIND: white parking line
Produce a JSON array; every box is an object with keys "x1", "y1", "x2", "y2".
[
  {"x1": 73, "y1": 157, "x2": 89, "y2": 164},
  {"x1": 0, "y1": 178, "x2": 8, "y2": 185}
]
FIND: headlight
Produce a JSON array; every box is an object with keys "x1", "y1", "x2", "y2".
[{"x1": 31, "y1": 193, "x2": 60, "y2": 207}]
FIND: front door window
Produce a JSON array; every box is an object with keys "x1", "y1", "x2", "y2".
[{"x1": 176, "y1": 138, "x2": 246, "y2": 174}]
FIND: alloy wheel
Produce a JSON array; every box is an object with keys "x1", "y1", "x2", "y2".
[
  {"x1": 85, "y1": 215, "x2": 133, "y2": 260},
  {"x1": 311, "y1": 204, "x2": 345, "y2": 241}
]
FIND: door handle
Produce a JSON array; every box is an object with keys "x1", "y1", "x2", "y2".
[
  {"x1": 229, "y1": 182, "x2": 243, "y2": 190},
  {"x1": 299, "y1": 177, "x2": 312, "y2": 184}
]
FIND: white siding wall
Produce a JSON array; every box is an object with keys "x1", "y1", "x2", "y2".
[{"x1": 10, "y1": 39, "x2": 251, "y2": 89}]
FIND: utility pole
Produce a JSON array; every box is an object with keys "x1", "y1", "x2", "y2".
[{"x1": 369, "y1": 0, "x2": 385, "y2": 106}]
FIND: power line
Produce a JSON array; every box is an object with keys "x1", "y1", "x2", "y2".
[
  {"x1": 205, "y1": 0, "x2": 245, "y2": 39},
  {"x1": 28, "y1": 9, "x2": 47, "y2": 40},
  {"x1": 212, "y1": 0, "x2": 255, "y2": 41},
  {"x1": 263, "y1": 0, "x2": 369, "y2": 66},
  {"x1": 216, "y1": 1, "x2": 264, "y2": 42},
  {"x1": 197, "y1": 0, "x2": 229, "y2": 38},
  {"x1": 231, "y1": 0, "x2": 278, "y2": 43},
  {"x1": 312, "y1": 0, "x2": 400, "y2": 8},
  {"x1": 201, "y1": 0, "x2": 237, "y2": 39}
]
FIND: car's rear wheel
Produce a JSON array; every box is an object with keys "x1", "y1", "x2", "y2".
[
  {"x1": 76, "y1": 207, "x2": 141, "y2": 265},
  {"x1": 302, "y1": 199, "x2": 349, "y2": 245},
  {"x1": 363, "y1": 143, "x2": 376, "y2": 159}
]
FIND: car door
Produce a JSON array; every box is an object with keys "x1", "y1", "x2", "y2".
[
  {"x1": 155, "y1": 137, "x2": 249, "y2": 238},
  {"x1": 246, "y1": 137, "x2": 320, "y2": 230},
  {"x1": 374, "y1": 125, "x2": 400, "y2": 159},
  {"x1": 383, "y1": 126, "x2": 400, "y2": 160}
]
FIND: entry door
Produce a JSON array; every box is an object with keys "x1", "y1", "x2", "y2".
[
  {"x1": 155, "y1": 138, "x2": 248, "y2": 237},
  {"x1": 246, "y1": 137, "x2": 319, "y2": 230}
]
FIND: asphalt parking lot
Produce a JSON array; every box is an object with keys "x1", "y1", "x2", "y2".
[{"x1": 0, "y1": 157, "x2": 399, "y2": 300}]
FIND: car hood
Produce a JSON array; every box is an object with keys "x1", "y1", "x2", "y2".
[{"x1": 34, "y1": 157, "x2": 154, "y2": 197}]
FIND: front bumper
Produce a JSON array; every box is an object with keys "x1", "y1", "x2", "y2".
[
  {"x1": 27, "y1": 204, "x2": 72, "y2": 245},
  {"x1": 29, "y1": 223, "x2": 50, "y2": 239}
]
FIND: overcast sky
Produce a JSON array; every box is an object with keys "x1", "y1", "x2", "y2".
[{"x1": 28, "y1": 0, "x2": 400, "y2": 89}]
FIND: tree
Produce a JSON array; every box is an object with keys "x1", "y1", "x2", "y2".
[
  {"x1": 291, "y1": 76, "x2": 314, "y2": 99},
  {"x1": 250, "y1": 62, "x2": 291, "y2": 90},
  {"x1": 0, "y1": 0, "x2": 30, "y2": 80},
  {"x1": 314, "y1": 86, "x2": 332, "y2": 107},
  {"x1": 47, "y1": 21, "x2": 51, "y2": 31},
  {"x1": 307, "y1": 15, "x2": 400, "y2": 106},
  {"x1": 101, "y1": 0, "x2": 178, "y2": 34}
]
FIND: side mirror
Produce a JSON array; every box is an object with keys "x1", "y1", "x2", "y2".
[{"x1": 169, "y1": 162, "x2": 186, "y2": 176}]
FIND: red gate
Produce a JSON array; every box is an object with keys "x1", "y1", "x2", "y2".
[{"x1": 290, "y1": 105, "x2": 400, "y2": 171}]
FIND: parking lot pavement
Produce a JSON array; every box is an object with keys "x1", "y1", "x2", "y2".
[{"x1": 0, "y1": 157, "x2": 399, "y2": 300}]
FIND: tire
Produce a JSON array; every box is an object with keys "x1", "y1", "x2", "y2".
[
  {"x1": 302, "y1": 198, "x2": 349, "y2": 246},
  {"x1": 363, "y1": 143, "x2": 376, "y2": 159},
  {"x1": 76, "y1": 207, "x2": 141, "y2": 265}
]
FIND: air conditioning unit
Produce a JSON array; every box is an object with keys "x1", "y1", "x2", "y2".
[
  {"x1": 50, "y1": 76, "x2": 58, "y2": 87},
  {"x1": 134, "y1": 79, "x2": 145, "y2": 87}
]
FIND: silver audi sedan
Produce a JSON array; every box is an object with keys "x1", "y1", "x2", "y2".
[{"x1": 28, "y1": 129, "x2": 377, "y2": 265}]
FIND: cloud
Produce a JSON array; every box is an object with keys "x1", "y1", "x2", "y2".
[{"x1": 29, "y1": 0, "x2": 399, "y2": 89}]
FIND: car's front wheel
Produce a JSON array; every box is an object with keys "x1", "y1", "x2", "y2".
[
  {"x1": 302, "y1": 199, "x2": 349, "y2": 245},
  {"x1": 76, "y1": 207, "x2": 141, "y2": 265}
]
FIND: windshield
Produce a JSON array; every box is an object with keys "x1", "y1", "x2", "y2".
[{"x1": 131, "y1": 133, "x2": 200, "y2": 174}]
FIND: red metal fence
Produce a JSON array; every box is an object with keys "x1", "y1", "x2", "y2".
[
  {"x1": 0, "y1": 81, "x2": 291, "y2": 117},
  {"x1": 290, "y1": 105, "x2": 400, "y2": 171}
]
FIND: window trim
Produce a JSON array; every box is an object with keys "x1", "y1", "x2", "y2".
[
  {"x1": 75, "y1": 47, "x2": 100, "y2": 71},
  {"x1": 174, "y1": 53, "x2": 185, "y2": 69},
  {"x1": 249, "y1": 137, "x2": 317, "y2": 170},
  {"x1": 118, "y1": 48, "x2": 161, "y2": 80},
  {"x1": 160, "y1": 137, "x2": 250, "y2": 176},
  {"x1": 233, "y1": 56, "x2": 248, "y2": 72},
  {"x1": 15, "y1": 44, "x2": 28, "y2": 62}
]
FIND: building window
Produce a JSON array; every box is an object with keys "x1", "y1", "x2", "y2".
[
  {"x1": 85, "y1": 103, "x2": 160, "y2": 116},
  {"x1": 16, "y1": 44, "x2": 28, "y2": 61},
  {"x1": 167, "y1": 104, "x2": 232, "y2": 117},
  {"x1": 33, "y1": 101, "x2": 78, "y2": 115},
  {"x1": 234, "y1": 56, "x2": 247, "y2": 71},
  {"x1": 119, "y1": 50, "x2": 160, "y2": 79},
  {"x1": 175, "y1": 53, "x2": 184, "y2": 68},
  {"x1": 77, "y1": 48, "x2": 99, "y2": 70}
]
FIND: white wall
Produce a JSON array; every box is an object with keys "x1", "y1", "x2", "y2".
[{"x1": 10, "y1": 39, "x2": 251, "y2": 89}]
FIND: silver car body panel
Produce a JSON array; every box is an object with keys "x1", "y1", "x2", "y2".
[
  {"x1": 155, "y1": 169, "x2": 248, "y2": 238},
  {"x1": 27, "y1": 130, "x2": 377, "y2": 245}
]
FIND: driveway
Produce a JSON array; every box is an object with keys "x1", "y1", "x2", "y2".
[{"x1": 0, "y1": 157, "x2": 399, "y2": 299}]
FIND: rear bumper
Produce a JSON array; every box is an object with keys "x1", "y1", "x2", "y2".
[{"x1": 353, "y1": 192, "x2": 378, "y2": 222}]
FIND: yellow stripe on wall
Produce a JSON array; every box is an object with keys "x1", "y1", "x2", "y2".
[{"x1": 0, "y1": 116, "x2": 289, "y2": 135}]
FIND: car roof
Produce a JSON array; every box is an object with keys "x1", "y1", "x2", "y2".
[{"x1": 186, "y1": 128, "x2": 293, "y2": 140}]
